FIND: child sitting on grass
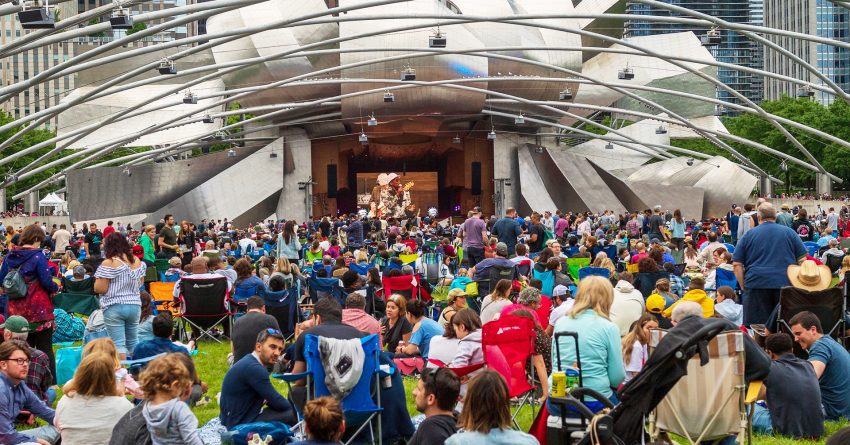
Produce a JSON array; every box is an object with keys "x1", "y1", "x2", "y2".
[{"x1": 140, "y1": 353, "x2": 203, "y2": 445}]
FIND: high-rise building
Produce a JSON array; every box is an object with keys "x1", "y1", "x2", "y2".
[
  {"x1": 624, "y1": 0, "x2": 761, "y2": 111},
  {"x1": 748, "y1": 0, "x2": 764, "y2": 103},
  {"x1": 764, "y1": 0, "x2": 850, "y2": 105},
  {"x1": 0, "y1": 3, "x2": 77, "y2": 130}
]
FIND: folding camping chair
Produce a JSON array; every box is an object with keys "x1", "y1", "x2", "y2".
[
  {"x1": 475, "y1": 264, "x2": 517, "y2": 298},
  {"x1": 53, "y1": 277, "x2": 100, "y2": 316},
  {"x1": 634, "y1": 271, "x2": 670, "y2": 300},
  {"x1": 148, "y1": 281, "x2": 179, "y2": 316},
  {"x1": 421, "y1": 253, "x2": 443, "y2": 286},
  {"x1": 723, "y1": 243, "x2": 735, "y2": 254},
  {"x1": 533, "y1": 268, "x2": 555, "y2": 296},
  {"x1": 715, "y1": 268, "x2": 739, "y2": 292},
  {"x1": 566, "y1": 258, "x2": 591, "y2": 282},
  {"x1": 307, "y1": 276, "x2": 346, "y2": 305},
  {"x1": 777, "y1": 286, "x2": 846, "y2": 354},
  {"x1": 577, "y1": 267, "x2": 611, "y2": 281},
  {"x1": 602, "y1": 245, "x2": 618, "y2": 261},
  {"x1": 381, "y1": 274, "x2": 430, "y2": 302},
  {"x1": 273, "y1": 334, "x2": 389, "y2": 445},
  {"x1": 260, "y1": 286, "x2": 302, "y2": 340},
  {"x1": 824, "y1": 253, "x2": 845, "y2": 274},
  {"x1": 803, "y1": 241, "x2": 820, "y2": 257},
  {"x1": 482, "y1": 314, "x2": 538, "y2": 429},
  {"x1": 515, "y1": 258, "x2": 533, "y2": 278},
  {"x1": 348, "y1": 262, "x2": 373, "y2": 277},
  {"x1": 175, "y1": 276, "x2": 232, "y2": 343},
  {"x1": 648, "y1": 329, "x2": 755, "y2": 445}
]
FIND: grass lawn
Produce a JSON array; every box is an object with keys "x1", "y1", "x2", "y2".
[{"x1": 190, "y1": 339, "x2": 846, "y2": 444}]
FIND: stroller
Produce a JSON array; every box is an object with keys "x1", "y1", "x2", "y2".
[{"x1": 548, "y1": 318, "x2": 758, "y2": 445}]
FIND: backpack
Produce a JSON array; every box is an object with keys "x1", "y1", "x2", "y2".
[{"x1": 2, "y1": 262, "x2": 29, "y2": 300}]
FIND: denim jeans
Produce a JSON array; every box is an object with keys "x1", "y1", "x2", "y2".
[
  {"x1": 103, "y1": 303, "x2": 141, "y2": 355},
  {"x1": 751, "y1": 403, "x2": 774, "y2": 435},
  {"x1": 21, "y1": 424, "x2": 60, "y2": 444}
]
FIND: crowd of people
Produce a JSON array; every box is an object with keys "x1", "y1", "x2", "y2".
[{"x1": 0, "y1": 199, "x2": 850, "y2": 444}]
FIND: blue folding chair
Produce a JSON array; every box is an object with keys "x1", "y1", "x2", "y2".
[
  {"x1": 723, "y1": 243, "x2": 735, "y2": 254},
  {"x1": 260, "y1": 286, "x2": 302, "y2": 340},
  {"x1": 273, "y1": 334, "x2": 389, "y2": 445},
  {"x1": 533, "y1": 269, "x2": 555, "y2": 296},
  {"x1": 566, "y1": 246, "x2": 580, "y2": 257},
  {"x1": 578, "y1": 267, "x2": 611, "y2": 281},
  {"x1": 804, "y1": 241, "x2": 819, "y2": 257},
  {"x1": 349, "y1": 263, "x2": 374, "y2": 276},
  {"x1": 307, "y1": 276, "x2": 346, "y2": 305},
  {"x1": 602, "y1": 244, "x2": 618, "y2": 260},
  {"x1": 715, "y1": 268, "x2": 739, "y2": 291}
]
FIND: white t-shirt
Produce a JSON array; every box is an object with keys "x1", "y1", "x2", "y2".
[
  {"x1": 425, "y1": 336, "x2": 461, "y2": 368},
  {"x1": 479, "y1": 296, "x2": 512, "y2": 325},
  {"x1": 53, "y1": 229, "x2": 72, "y2": 253},
  {"x1": 548, "y1": 299, "x2": 575, "y2": 327},
  {"x1": 623, "y1": 340, "x2": 648, "y2": 384},
  {"x1": 54, "y1": 394, "x2": 133, "y2": 445}
]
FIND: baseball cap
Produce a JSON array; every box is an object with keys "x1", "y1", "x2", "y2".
[
  {"x1": 646, "y1": 294, "x2": 666, "y2": 314},
  {"x1": 495, "y1": 242, "x2": 508, "y2": 257},
  {"x1": 132, "y1": 244, "x2": 144, "y2": 259},
  {"x1": 72, "y1": 265, "x2": 86, "y2": 276},
  {"x1": 552, "y1": 285, "x2": 569, "y2": 297},
  {"x1": 447, "y1": 288, "x2": 468, "y2": 304},
  {"x1": 0, "y1": 315, "x2": 30, "y2": 334},
  {"x1": 650, "y1": 238, "x2": 661, "y2": 245}
]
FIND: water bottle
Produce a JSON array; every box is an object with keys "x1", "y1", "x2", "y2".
[
  {"x1": 78, "y1": 247, "x2": 86, "y2": 261},
  {"x1": 566, "y1": 368, "x2": 580, "y2": 391}
]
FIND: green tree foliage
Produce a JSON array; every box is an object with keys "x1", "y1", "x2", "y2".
[
  {"x1": 86, "y1": 18, "x2": 105, "y2": 38},
  {"x1": 672, "y1": 96, "x2": 850, "y2": 192},
  {"x1": 125, "y1": 22, "x2": 147, "y2": 36}
]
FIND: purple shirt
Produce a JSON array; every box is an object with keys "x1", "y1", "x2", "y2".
[{"x1": 460, "y1": 217, "x2": 486, "y2": 249}]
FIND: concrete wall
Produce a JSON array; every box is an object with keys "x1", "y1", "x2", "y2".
[
  {"x1": 0, "y1": 216, "x2": 73, "y2": 230},
  {"x1": 766, "y1": 198, "x2": 848, "y2": 212}
]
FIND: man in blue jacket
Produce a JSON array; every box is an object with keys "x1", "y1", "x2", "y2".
[
  {"x1": 219, "y1": 328, "x2": 296, "y2": 429},
  {"x1": 0, "y1": 341, "x2": 58, "y2": 444}
]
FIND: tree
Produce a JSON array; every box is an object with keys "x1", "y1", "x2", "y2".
[{"x1": 125, "y1": 22, "x2": 147, "y2": 36}]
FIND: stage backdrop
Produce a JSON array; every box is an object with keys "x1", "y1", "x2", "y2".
[{"x1": 356, "y1": 172, "x2": 438, "y2": 215}]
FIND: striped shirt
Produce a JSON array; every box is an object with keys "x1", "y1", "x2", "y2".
[{"x1": 94, "y1": 258, "x2": 146, "y2": 309}]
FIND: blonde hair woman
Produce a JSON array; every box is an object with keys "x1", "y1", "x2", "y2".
[
  {"x1": 592, "y1": 251, "x2": 617, "y2": 278},
  {"x1": 552, "y1": 276, "x2": 624, "y2": 407},
  {"x1": 54, "y1": 352, "x2": 134, "y2": 444}
]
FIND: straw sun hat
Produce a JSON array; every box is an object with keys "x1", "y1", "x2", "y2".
[{"x1": 787, "y1": 260, "x2": 832, "y2": 292}]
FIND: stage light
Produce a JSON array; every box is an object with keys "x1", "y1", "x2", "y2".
[
  {"x1": 109, "y1": 6, "x2": 133, "y2": 29},
  {"x1": 514, "y1": 113, "x2": 525, "y2": 125},
  {"x1": 780, "y1": 160, "x2": 788, "y2": 172},
  {"x1": 227, "y1": 148, "x2": 237, "y2": 157},
  {"x1": 122, "y1": 167, "x2": 131, "y2": 177},
  {"x1": 534, "y1": 146, "x2": 544, "y2": 154},
  {"x1": 158, "y1": 58, "x2": 176, "y2": 75},
  {"x1": 18, "y1": 2, "x2": 54, "y2": 29},
  {"x1": 487, "y1": 130, "x2": 497, "y2": 141},
  {"x1": 797, "y1": 86, "x2": 814, "y2": 98},
  {"x1": 383, "y1": 91, "x2": 395, "y2": 103},
  {"x1": 401, "y1": 66, "x2": 416, "y2": 81},
  {"x1": 559, "y1": 88, "x2": 573, "y2": 100},
  {"x1": 429, "y1": 28, "x2": 446, "y2": 48},
  {"x1": 183, "y1": 91, "x2": 198, "y2": 104},
  {"x1": 359, "y1": 132, "x2": 368, "y2": 145},
  {"x1": 687, "y1": 158, "x2": 694, "y2": 166},
  {"x1": 618, "y1": 67, "x2": 634, "y2": 80},
  {"x1": 605, "y1": 142, "x2": 614, "y2": 150},
  {"x1": 367, "y1": 114, "x2": 377, "y2": 126},
  {"x1": 202, "y1": 115, "x2": 214, "y2": 124},
  {"x1": 214, "y1": 130, "x2": 227, "y2": 140},
  {"x1": 269, "y1": 152, "x2": 278, "y2": 159},
  {"x1": 655, "y1": 125, "x2": 667, "y2": 135},
  {"x1": 452, "y1": 135, "x2": 461, "y2": 144},
  {"x1": 700, "y1": 27, "x2": 721, "y2": 46},
  {"x1": 714, "y1": 104, "x2": 724, "y2": 116}
]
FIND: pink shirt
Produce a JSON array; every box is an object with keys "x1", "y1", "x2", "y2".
[{"x1": 342, "y1": 308, "x2": 382, "y2": 343}]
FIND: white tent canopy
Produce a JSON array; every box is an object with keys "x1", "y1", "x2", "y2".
[{"x1": 38, "y1": 193, "x2": 66, "y2": 207}]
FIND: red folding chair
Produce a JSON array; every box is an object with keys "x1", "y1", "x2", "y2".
[
  {"x1": 381, "y1": 274, "x2": 431, "y2": 302},
  {"x1": 483, "y1": 313, "x2": 538, "y2": 428}
]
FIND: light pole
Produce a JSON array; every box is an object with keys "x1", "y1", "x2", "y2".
[{"x1": 298, "y1": 176, "x2": 316, "y2": 224}]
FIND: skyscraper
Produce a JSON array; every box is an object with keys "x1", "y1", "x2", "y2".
[
  {"x1": 624, "y1": 0, "x2": 761, "y2": 111},
  {"x1": 764, "y1": 0, "x2": 850, "y2": 105}
]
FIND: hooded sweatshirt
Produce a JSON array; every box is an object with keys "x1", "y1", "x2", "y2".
[
  {"x1": 610, "y1": 280, "x2": 645, "y2": 336},
  {"x1": 450, "y1": 329, "x2": 484, "y2": 368},
  {"x1": 142, "y1": 398, "x2": 203, "y2": 445},
  {"x1": 0, "y1": 247, "x2": 59, "y2": 326},
  {"x1": 714, "y1": 299, "x2": 743, "y2": 326},
  {"x1": 663, "y1": 288, "x2": 715, "y2": 319}
]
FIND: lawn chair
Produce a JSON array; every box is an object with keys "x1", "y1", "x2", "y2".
[
  {"x1": 260, "y1": 286, "x2": 302, "y2": 340},
  {"x1": 824, "y1": 253, "x2": 845, "y2": 274},
  {"x1": 421, "y1": 253, "x2": 443, "y2": 286},
  {"x1": 532, "y1": 267, "x2": 556, "y2": 296},
  {"x1": 273, "y1": 334, "x2": 389, "y2": 445},
  {"x1": 625, "y1": 263, "x2": 639, "y2": 274},
  {"x1": 53, "y1": 277, "x2": 99, "y2": 316},
  {"x1": 715, "y1": 268, "x2": 739, "y2": 292},
  {"x1": 577, "y1": 267, "x2": 611, "y2": 281},
  {"x1": 348, "y1": 262, "x2": 373, "y2": 277},
  {"x1": 602, "y1": 245, "x2": 618, "y2": 261},
  {"x1": 634, "y1": 271, "x2": 670, "y2": 299},
  {"x1": 777, "y1": 286, "x2": 846, "y2": 355},
  {"x1": 723, "y1": 243, "x2": 735, "y2": 254},
  {"x1": 566, "y1": 258, "x2": 591, "y2": 281},
  {"x1": 648, "y1": 328, "x2": 755, "y2": 445},
  {"x1": 381, "y1": 274, "x2": 430, "y2": 302},
  {"x1": 515, "y1": 258, "x2": 533, "y2": 278},
  {"x1": 307, "y1": 276, "x2": 346, "y2": 305},
  {"x1": 175, "y1": 276, "x2": 232, "y2": 343},
  {"x1": 148, "y1": 281, "x2": 179, "y2": 316},
  {"x1": 483, "y1": 314, "x2": 538, "y2": 429},
  {"x1": 803, "y1": 241, "x2": 819, "y2": 257},
  {"x1": 475, "y1": 264, "x2": 517, "y2": 298}
]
